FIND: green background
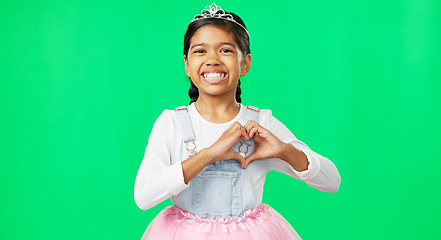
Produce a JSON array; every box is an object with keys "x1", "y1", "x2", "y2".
[{"x1": 1, "y1": 0, "x2": 440, "y2": 239}]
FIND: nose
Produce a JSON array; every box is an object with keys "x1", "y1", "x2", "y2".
[{"x1": 205, "y1": 52, "x2": 220, "y2": 66}]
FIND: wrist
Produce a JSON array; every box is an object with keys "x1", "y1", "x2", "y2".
[
  {"x1": 279, "y1": 143, "x2": 309, "y2": 172},
  {"x1": 278, "y1": 142, "x2": 293, "y2": 160},
  {"x1": 199, "y1": 148, "x2": 217, "y2": 165}
]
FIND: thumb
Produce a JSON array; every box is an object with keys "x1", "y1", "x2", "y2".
[
  {"x1": 244, "y1": 153, "x2": 260, "y2": 169},
  {"x1": 228, "y1": 150, "x2": 246, "y2": 168}
]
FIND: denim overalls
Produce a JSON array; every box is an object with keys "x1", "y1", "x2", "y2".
[{"x1": 174, "y1": 106, "x2": 259, "y2": 219}]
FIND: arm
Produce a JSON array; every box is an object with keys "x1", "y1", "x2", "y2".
[
  {"x1": 134, "y1": 112, "x2": 188, "y2": 210},
  {"x1": 269, "y1": 116, "x2": 341, "y2": 193},
  {"x1": 243, "y1": 114, "x2": 340, "y2": 193}
]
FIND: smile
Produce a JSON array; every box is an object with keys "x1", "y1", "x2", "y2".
[{"x1": 201, "y1": 71, "x2": 227, "y2": 84}]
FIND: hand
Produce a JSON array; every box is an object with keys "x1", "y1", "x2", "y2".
[
  {"x1": 206, "y1": 121, "x2": 250, "y2": 167},
  {"x1": 243, "y1": 120, "x2": 287, "y2": 168}
]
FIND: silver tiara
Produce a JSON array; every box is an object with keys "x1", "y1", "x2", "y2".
[{"x1": 190, "y1": 3, "x2": 249, "y2": 36}]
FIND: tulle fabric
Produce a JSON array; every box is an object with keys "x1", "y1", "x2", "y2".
[{"x1": 141, "y1": 204, "x2": 302, "y2": 240}]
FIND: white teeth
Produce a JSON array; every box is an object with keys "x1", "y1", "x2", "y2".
[{"x1": 203, "y1": 72, "x2": 225, "y2": 79}]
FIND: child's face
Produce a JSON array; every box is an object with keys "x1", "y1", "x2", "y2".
[{"x1": 184, "y1": 25, "x2": 251, "y2": 101}]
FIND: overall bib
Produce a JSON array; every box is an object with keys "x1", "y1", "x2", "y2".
[{"x1": 175, "y1": 105, "x2": 258, "y2": 219}]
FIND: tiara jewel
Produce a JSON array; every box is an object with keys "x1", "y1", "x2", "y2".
[
  {"x1": 194, "y1": 3, "x2": 234, "y2": 21},
  {"x1": 191, "y1": 3, "x2": 249, "y2": 36}
]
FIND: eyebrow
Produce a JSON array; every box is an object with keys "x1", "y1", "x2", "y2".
[
  {"x1": 190, "y1": 43, "x2": 205, "y2": 50},
  {"x1": 190, "y1": 42, "x2": 237, "y2": 50},
  {"x1": 219, "y1": 42, "x2": 236, "y2": 48}
]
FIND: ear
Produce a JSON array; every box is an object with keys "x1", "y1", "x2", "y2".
[
  {"x1": 240, "y1": 54, "x2": 252, "y2": 77},
  {"x1": 184, "y1": 55, "x2": 190, "y2": 77}
]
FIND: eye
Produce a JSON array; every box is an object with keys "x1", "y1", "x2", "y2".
[
  {"x1": 220, "y1": 49, "x2": 233, "y2": 53},
  {"x1": 193, "y1": 49, "x2": 206, "y2": 54}
]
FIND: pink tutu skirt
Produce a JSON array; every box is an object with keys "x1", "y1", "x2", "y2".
[{"x1": 141, "y1": 204, "x2": 302, "y2": 240}]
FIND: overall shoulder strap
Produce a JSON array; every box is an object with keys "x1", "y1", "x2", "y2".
[
  {"x1": 246, "y1": 105, "x2": 259, "y2": 122},
  {"x1": 175, "y1": 106, "x2": 195, "y2": 142}
]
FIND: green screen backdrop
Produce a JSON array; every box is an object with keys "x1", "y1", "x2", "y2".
[{"x1": 1, "y1": 0, "x2": 440, "y2": 239}]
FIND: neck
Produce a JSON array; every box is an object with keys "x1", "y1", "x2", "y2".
[{"x1": 194, "y1": 95, "x2": 240, "y2": 124}]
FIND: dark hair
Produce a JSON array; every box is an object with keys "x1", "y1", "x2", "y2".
[{"x1": 184, "y1": 12, "x2": 250, "y2": 104}]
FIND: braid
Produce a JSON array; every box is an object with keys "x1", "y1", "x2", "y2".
[
  {"x1": 188, "y1": 81, "x2": 199, "y2": 104},
  {"x1": 235, "y1": 79, "x2": 242, "y2": 103},
  {"x1": 188, "y1": 79, "x2": 242, "y2": 104}
]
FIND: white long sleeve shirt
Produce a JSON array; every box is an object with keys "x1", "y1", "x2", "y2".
[{"x1": 134, "y1": 103, "x2": 341, "y2": 210}]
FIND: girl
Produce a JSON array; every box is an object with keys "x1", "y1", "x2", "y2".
[{"x1": 134, "y1": 3, "x2": 340, "y2": 239}]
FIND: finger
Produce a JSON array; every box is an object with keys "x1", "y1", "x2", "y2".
[
  {"x1": 240, "y1": 126, "x2": 251, "y2": 140},
  {"x1": 232, "y1": 122, "x2": 247, "y2": 134},
  {"x1": 249, "y1": 124, "x2": 266, "y2": 139},
  {"x1": 251, "y1": 124, "x2": 264, "y2": 138},
  {"x1": 244, "y1": 153, "x2": 259, "y2": 168},
  {"x1": 229, "y1": 150, "x2": 246, "y2": 168},
  {"x1": 244, "y1": 120, "x2": 258, "y2": 133},
  {"x1": 239, "y1": 131, "x2": 250, "y2": 140},
  {"x1": 226, "y1": 123, "x2": 246, "y2": 136},
  {"x1": 231, "y1": 125, "x2": 250, "y2": 140},
  {"x1": 249, "y1": 127, "x2": 260, "y2": 138},
  {"x1": 232, "y1": 121, "x2": 244, "y2": 129},
  {"x1": 244, "y1": 120, "x2": 254, "y2": 130},
  {"x1": 226, "y1": 121, "x2": 242, "y2": 133},
  {"x1": 230, "y1": 124, "x2": 249, "y2": 139}
]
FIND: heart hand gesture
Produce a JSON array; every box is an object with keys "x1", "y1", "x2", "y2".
[{"x1": 206, "y1": 120, "x2": 307, "y2": 171}]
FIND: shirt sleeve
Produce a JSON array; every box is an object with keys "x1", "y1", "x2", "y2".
[
  {"x1": 134, "y1": 111, "x2": 189, "y2": 210},
  {"x1": 268, "y1": 114, "x2": 341, "y2": 193}
]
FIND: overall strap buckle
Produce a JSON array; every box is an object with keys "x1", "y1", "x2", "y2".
[{"x1": 175, "y1": 106, "x2": 196, "y2": 156}]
